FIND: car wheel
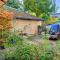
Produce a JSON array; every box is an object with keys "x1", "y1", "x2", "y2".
[
  {"x1": 49, "y1": 37, "x2": 53, "y2": 40},
  {"x1": 54, "y1": 38, "x2": 58, "y2": 40}
]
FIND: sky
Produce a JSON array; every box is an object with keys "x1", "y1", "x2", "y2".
[
  {"x1": 19, "y1": 0, "x2": 60, "y2": 13},
  {"x1": 56, "y1": 0, "x2": 60, "y2": 13}
]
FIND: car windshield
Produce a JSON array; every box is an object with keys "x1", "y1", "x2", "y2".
[{"x1": 50, "y1": 24, "x2": 59, "y2": 32}]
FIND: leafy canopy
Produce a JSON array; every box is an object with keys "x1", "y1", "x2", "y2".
[
  {"x1": 6, "y1": 0, "x2": 21, "y2": 9},
  {"x1": 23, "y1": 0, "x2": 56, "y2": 20}
]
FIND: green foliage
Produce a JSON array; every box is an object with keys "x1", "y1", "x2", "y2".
[
  {"x1": 4, "y1": 42, "x2": 55, "y2": 60},
  {"x1": 2, "y1": 33, "x2": 60, "y2": 60},
  {"x1": 45, "y1": 17, "x2": 58, "y2": 24},
  {"x1": 39, "y1": 43, "x2": 54, "y2": 60},
  {"x1": 23, "y1": 0, "x2": 56, "y2": 20},
  {"x1": 6, "y1": 0, "x2": 22, "y2": 9},
  {"x1": 4, "y1": 33, "x2": 23, "y2": 47},
  {"x1": 5, "y1": 44, "x2": 36, "y2": 60},
  {"x1": 14, "y1": 44, "x2": 36, "y2": 60},
  {"x1": 7, "y1": 34, "x2": 23, "y2": 43},
  {"x1": 0, "y1": 31, "x2": 9, "y2": 39}
]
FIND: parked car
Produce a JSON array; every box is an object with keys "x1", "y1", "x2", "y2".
[{"x1": 49, "y1": 24, "x2": 60, "y2": 40}]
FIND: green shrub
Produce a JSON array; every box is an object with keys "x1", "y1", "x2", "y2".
[
  {"x1": 5, "y1": 42, "x2": 55, "y2": 60},
  {"x1": 5, "y1": 44, "x2": 36, "y2": 60},
  {"x1": 40, "y1": 50, "x2": 54, "y2": 60},
  {"x1": 7, "y1": 34, "x2": 23, "y2": 43},
  {"x1": 4, "y1": 33, "x2": 23, "y2": 48},
  {"x1": 4, "y1": 35, "x2": 57, "y2": 60},
  {"x1": 39, "y1": 43, "x2": 55, "y2": 60},
  {"x1": 15, "y1": 44, "x2": 36, "y2": 60}
]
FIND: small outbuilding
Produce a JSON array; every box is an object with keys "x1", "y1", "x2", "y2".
[{"x1": 12, "y1": 12, "x2": 43, "y2": 35}]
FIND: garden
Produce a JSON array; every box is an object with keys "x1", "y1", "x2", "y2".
[
  {"x1": 0, "y1": 0, "x2": 60, "y2": 60},
  {"x1": 0, "y1": 32, "x2": 60, "y2": 60}
]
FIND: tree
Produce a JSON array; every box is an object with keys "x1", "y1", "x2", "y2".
[
  {"x1": 23, "y1": 0, "x2": 56, "y2": 20},
  {"x1": 23, "y1": 0, "x2": 57, "y2": 34},
  {"x1": 6, "y1": 0, "x2": 22, "y2": 9},
  {"x1": 45, "y1": 16, "x2": 58, "y2": 24},
  {"x1": 0, "y1": 0, "x2": 13, "y2": 40}
]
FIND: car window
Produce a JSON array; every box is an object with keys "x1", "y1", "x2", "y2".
[{"x1": 50, "y1": 24, "x2": 59, "y2": 32}]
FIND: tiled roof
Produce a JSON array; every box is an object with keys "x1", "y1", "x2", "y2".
[{"x1": 14, "y1": 12, "x2": 43, "y2": 21}]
